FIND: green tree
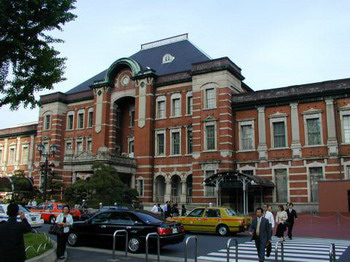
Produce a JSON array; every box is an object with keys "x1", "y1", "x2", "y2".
[
  {"x1": 0, "y1": 0, "x2": 76, "y2": 109},
  {"x1": 64, "y1": 163, "x2": 139, "y2": 207},
  {"x1": 46, "y1": 170, "x2": 63, "y2": 200}
]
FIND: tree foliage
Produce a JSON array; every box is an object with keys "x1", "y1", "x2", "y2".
[
  {"x1": 0, "y1": 0, "x2": 76, "y2": 109},
  {"x1": 64, "y1": 163, "x2": 139, "y2": 207},
  {"x1": 45, "y1": 170, "x2": 63, "y2": 200}
]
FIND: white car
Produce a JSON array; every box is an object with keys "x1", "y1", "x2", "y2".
[{"x1": 0, "y1": 204, "x2": 44, "y2": 228}]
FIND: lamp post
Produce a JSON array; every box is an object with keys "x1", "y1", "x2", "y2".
[{"x1": 37, "y1": 143, "x2": 57, "y2": 202}]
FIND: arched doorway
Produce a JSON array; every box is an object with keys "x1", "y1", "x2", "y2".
[
  {"x1": 171, "y1": 175, "x2": 181, "y2": 203},
  {"x1": 113, "y1": 96, "x2": 135, "y2": 157},
  {"x1": 186, "y1": 175, "x2": 193, "y2": 203},
  {"x1": 155, "y1": 176, "x2": 165, "y2": 203}
]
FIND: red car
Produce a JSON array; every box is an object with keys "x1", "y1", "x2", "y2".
[{"x1": 30, "y1": 202, "x2": 81, "y2": 224}]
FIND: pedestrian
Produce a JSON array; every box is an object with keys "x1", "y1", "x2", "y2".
[
  {"x1": 139, "y1": 200, "x2": 144, "y2": 210},
  {"x1": 157, "y1": 203, "x2": 163, "y2": 217},
  {"x1": 249, "y1": 207, "x2": 271, "y2": 262},
  {"x1": 56, "y1": 205, "x2": 73, "y2": 260},
  {"x1": 181, "y1": 204, "x2": 187, "y2": 216},
  {"x1": 286, "y1": 202, "x2": 298, "y2": 240},
  {"x1": 172, "y1": 203, "x2": 180, "y2": 217},
  {"x1": 151, "y1": 203, "x2": 158, "y2": 213},
  {"x1": 275, "y1": 204, "x2": 288, "y2": 241},
  {"x1": 263, "y1": 204, "x2": 275, "y2": 235},
  {"x1": 0, "y1": 203, "x2": 32, "y2": 262},
  {"x1": 163, "y1": 201, "x2": 168, "y2": 218}
]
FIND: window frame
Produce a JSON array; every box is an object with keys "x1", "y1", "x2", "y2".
[
  {"x1": 88, "y1": 108, "x2": 94, "y2": 128},
  {"x1": 156, "y1": 96, "x2": 166, "y2": 119},
  {"x1": 76, "y1": 139, "x2": 83, "y2": 154},
  {"x1": 270, "y1": 117, "x2": 288, "y2": 148},
  {"x1": 129, "y1": 105, "x2": 135, "y2": 127},
  {"x1": 204, "y1": 170, "x2": 216, "y2": 197},
  {"x1": 308, "y1": 166, "x2": 324, "y2": 203},
  {"x1": 239, "y1": 120, "x2": 255, "y2": 151},
  {"x1": 43, "y1": 114, "x2": 51, "y2": 131},
  {"x1": 155, "y1": 129, "x2": 166, "y2": 156},
  {"x1": 303, "y1": 112, "x2": 323, "y2": 146},
  {"x1": 21, "y1": 145, "x2": 29, "y2": 165},
  {"x1": 77, "y1": 109, "x2": 85, "y2": 129},
  {"x1": 86, "y1": 138, "x2": 92, "y2": 152},
  {"x1": 340, "y1": 110, "x2": 350, "y2": 144},
  {"x1": 186, "y1": 126, "x2": 193, "y2": 154},
  {"x1": 186, "y1": 91, "x2": 193, "y2": 115},
  {"x1": 136, "y1": 178, "x2": 144, "y2": 197},
  {"x1": 204, "y1": 87, "x2": 216, "y2": 109},
  {"x1": 204, "y1": 122, "x2": 217, "y2": 151},
  {"x1": 171, "y1": 93, "x2": 182, "y2": 118},
  {"x1": 274, "y1": 168, "x2": 288, "y2": 203},
  {"x1": 170, "y1": 128, "x2": 181, "y2": 156},
  {"x1": 67, "y1": 111, "x2": 75, "y2": 130}
]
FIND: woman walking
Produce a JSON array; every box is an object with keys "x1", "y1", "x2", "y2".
[
  {"x1": 56, "y1": 205, "x2": 73, "y2": 260},
  {"x1": 181, "y1": 204, "x2": 187, "y2": 216},
  {"x1": 275, "y1": 204, "x2": 288, "y2": 241}
]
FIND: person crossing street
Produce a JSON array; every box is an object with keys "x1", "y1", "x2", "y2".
[{"x1": 286, "y1": 202, "x2": 298, "y2": 240}]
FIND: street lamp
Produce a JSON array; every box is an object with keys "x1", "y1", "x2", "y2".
[{"x1": 37, "y1": 143, "x2": 57, "y2": 202}]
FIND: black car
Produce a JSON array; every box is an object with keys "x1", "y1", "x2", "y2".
[
  {"x1": 67, "y1": 210, "x2": 185, "y2": 253},
  {"x1": 79, "y1": 206, "x2": 131, "y2": 221}
]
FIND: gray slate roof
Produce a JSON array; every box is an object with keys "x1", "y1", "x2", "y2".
[{"x1": 66, "y1": 40, "x2": 210, "y2": 95}]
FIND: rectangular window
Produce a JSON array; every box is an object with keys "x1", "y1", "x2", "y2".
[
  {"x1": 309, "y1": 167, "x2": 323, "y2": 202},
  {"x1": 275, "y1": 169, "x2": 288, "y2": 203},
  {"x1": 273, "y1": 122, "x2": 286, "y2": 148},
  {"x1": 76, "y1": 141, "x2": 83, "y2": 153},
  {"x1": 172, "y1": 98, "x2": 181, "y2": 116},
  {"x1": 241, "y1": 124, "x2": 253, "y2": 150},
  {"x1": 66, "y1": 142, "x2": 72, "y2": 151},
  {"x1": 45, "y1": 115, "x2": 51, "y2": 130},
  {"x1": 21, "y1": 146, "x2": 29, "y2": 165},
  {"x1": 137, "y1": 180, "x2": 144, "y2": 196},
  {"x1": 88, "y1": 111, "x2": 93, "y2": 128},
  {"x1": 205, "y1": 88, "x2": 215, "y2": 109},
  {"x1": 347, "y1": 166, "x2": 350, "y2": 179},
  {"x1": 187, "y1": 129, "x2": 193, "y2": 154},
  {"x1": 242, "y1": 170, "x2": 254, "y2": 176},
  {"x1": 9, "y1": 148, "x2": 15, "y2": 164},
  {"x1": 187, "y1": 96, "x2": 193, "y2": 115},
  {"x1": 205, "y1": 170, "x2": 215, "y2": 196},
  {"x1": 171, "y1": 131, "x2": 180, "y2": 155},
  {"x1": 307, "y1": 118, "x2": 321, "y2": 145},
  {"x1": 128, "y1": 139, "x2": 134, "y2": 154},
  {"x1": 115, "y1": 109, "x2": 121, "y2": 127},
  {"x1": 78, "y1": 113, "x2": 84, "y2": 129},
  {"x1": 87, "y1": 140, "x2": 92, "y2": 152},
  {"x1": 344, "y1": 115, "x2": 350, "y2": 143},
  {"x1": 68, "y1": 114, "x2": 74, "y2": 130},
  {"x1": 206, "y1": 125, "x2": 216, "y2": 150},
  {"x1": 157, "y1": 101, "x2": 165, "y2": 118},
  {"x1": 156, "y1": 133, "x2": 165, "y2": 156}
]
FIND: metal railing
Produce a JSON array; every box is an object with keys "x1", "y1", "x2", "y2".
[
  {"x1": 226, "y1": 238, "x2": 238, "y2": 262},
  {"x1": 170, "y1": 196, "x2": 180, "y2": 203},
  {"x1": 110, "y1": 229, "x2": 128, "y2": 261},
  {"x1": 329, "y1": 243, "x2": 336, "y2": 262},
  {"x1": 275, "y1": 240, "x2": 284, "y2": 262},
  {"x1": 145, "y1": 232, "x2": 160, "y2": 262},
  {"x1": 184, "y1": 236, "x2": 198, "y2": 262}
]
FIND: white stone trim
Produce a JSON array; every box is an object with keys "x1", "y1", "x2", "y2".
[
  {"x1": 270, "y1": 116, "x2": 288, "y2": 148},
  {"x1": 66, "y1": 111, "x2": 75, "y2": 130},
  {"x1": 171, "y1": 93, "x2": 182, "y2": 117},
  {"x1": 238, "y1": 120, "x2": 255, "y2": 150},
  {"x1": 340, "y1": 109, "x2": 350, "y2": 144},
  {"x1": 303, "y1": 112, "x2": 324, "y2": 146},
  {"x1": 186, "y1": 91, "x2": 193, "y2": 115},
  {"x1": 170, "y1": 127, "x2": 182, "y2": 156},
  {"x1": 77, "y1": 108, "x2": 85, "y2": 129},
  {"x1": 155, "y1": 129, "x2": 166, "y2": 156},
  {"x1": 156, "y1": 95, "x2": 167, "y2": 119},
  {"x1": 204, "y1": 121, "x2": 217, "y2": 151}
]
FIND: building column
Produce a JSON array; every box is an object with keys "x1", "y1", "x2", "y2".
[
  {"x1": 153, "y1": 178, "x2": 157, "y2": 202},
  {"x1": 3, "y1": 139, "x2": 8, "y2": 167},
  {"x1": 326, "y1": 99, "x2": 338, "y2": 156},
  {"x1": 131, "y1": 174, "x2": 136, "y2": 189},
  {"x1": 164, "y1": 177, "x2": 171, "y2": 202},
  {"x1": 180, "y1": 178, "x2": 187, "y2": 203},
  {"x1": 257, "y1": 107, "x2": 267, "y2": 160},
  {"x1": 15, "y1": 137, "x2": 21, "y2": 168},
  {"x1": 290, "y1": 103, "x2": 302, "y2": 158}
]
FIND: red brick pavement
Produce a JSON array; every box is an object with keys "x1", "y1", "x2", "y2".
[{"x1": 283, "y1": 212, "x2": 350, "y2": 239}]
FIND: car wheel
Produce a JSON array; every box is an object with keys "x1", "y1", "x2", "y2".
[
  {"x1": 49, "y1": 216, "x2": 56, "y2": 224},
  {"x1": 217, "y1": 224, "x2": 229, "y2": 236},
  {"x1": 68, "y1": 232, "x2": 79, "y2": 246},
  {"x1": 128, "y1": 236, "x2": 142, "y2": 253}
]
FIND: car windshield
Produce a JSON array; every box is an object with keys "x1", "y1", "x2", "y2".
[
  {"x1": 225, "y1": 208, "x2": 237, "y2": 216},
  {"x1": 135, "y1": 212, "x2": 164, "y2": 224},
  {"x1": 19, "y1": 205, "x2": 29, "y2": 213}
]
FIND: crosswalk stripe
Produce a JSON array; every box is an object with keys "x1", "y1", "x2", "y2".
[{"x1": 197, "y1": 239, "x2": 349, "y2": 262}]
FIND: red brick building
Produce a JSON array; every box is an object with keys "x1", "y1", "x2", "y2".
[{"x1": 1, "y1": 34, "x2": 350, "y2": 212}]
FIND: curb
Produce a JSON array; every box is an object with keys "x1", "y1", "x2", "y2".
[{"x1": 68, "y1": 246, "x2": 196, "y2": 262}]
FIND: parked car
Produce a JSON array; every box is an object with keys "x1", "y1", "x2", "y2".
[
  {"x1": 30, "y1": 201, "x2": 81, "y2": 224},
  {"x1": 67, "y1": 210, "x2": 185, "y2": 253},
  {"x1": 79, "y1": 205, "x2": 132, "y2": 221},
  {"x1": 168, "y1": 207, "x2": 252, "y2": 236},
  {"x1": 0, "y1": 204, "x2": 44, "y2": 228}
]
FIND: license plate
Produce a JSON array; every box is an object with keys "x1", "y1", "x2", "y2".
[
  {"x1": 31, "y1": 217, "x2": 36, "y2": 221},
  {"x1": 172, "y1": 227, "x2": 178, "y2": 234}
]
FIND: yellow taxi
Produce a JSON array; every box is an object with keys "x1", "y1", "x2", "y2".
[{"x1": 168, "y1": 207, "x2": 251, "y2": 236}]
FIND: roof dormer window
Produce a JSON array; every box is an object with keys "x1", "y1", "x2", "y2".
[{"x1": 162, "y1": 53, "x2": 175, "y2": 64}]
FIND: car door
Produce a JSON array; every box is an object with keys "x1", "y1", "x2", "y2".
[
  {"x1": 184, "y1": 208, "x2": 205, "y2": 231},
  {"x1": 85, "y1": 211, "x2": 113, "y2": 244},
  {"x1": 202, "y1": 208, "x2": 221, "y2": 232}
]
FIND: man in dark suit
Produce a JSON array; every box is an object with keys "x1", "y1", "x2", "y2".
[
  {"x1": 249, "y1": 207, "x2": 272, "y2": 262},
  {"x1": 286, "y1": 202, "x2": 298, "y2": 240},
  {"x1": 0, "y1": 203, "x2": 32, "y2": 262}
]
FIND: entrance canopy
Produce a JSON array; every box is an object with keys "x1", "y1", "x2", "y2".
[
  {"x1": 204, "y1": 170, "x2": 274, "y2": 188},
  {"x1": 0, "y1": 176, "x2": 34, "y2": 193}
]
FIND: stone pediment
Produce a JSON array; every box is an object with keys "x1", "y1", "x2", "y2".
[{"x1": 75, "y1": 151, "x2": 95, "y2": 161}]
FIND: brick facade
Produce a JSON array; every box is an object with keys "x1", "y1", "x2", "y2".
[{"x1": 1, "y1": 35, "x2": 350, "y2": 212}]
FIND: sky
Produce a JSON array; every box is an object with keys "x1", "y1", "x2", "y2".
[{"x1": 1, "y1": 0, "x2": 350, "y2": 128}]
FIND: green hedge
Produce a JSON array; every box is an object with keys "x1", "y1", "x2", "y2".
[{"x1": 24, "y1": 233, "x2": 53, "y2": 260}]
